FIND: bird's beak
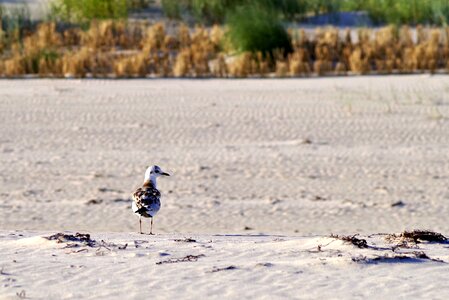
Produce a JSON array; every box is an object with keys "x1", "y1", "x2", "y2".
[{"x1": 161, "y1": 172, "x2": 170, "y2": 176}]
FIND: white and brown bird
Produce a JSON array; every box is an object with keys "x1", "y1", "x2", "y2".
[{"x1": 132, "y1": 165, "x2": 170, "y2": 234}]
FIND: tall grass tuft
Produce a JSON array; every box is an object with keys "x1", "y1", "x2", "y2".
[
  {"x1": 161, "y1": 0, "x2": 182, "y2": 20},
  {"x1": 226, "y1": 3, "x2": 292, "y2": 57}
]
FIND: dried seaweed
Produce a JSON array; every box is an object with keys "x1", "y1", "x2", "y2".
[
  {"x1": 16, "y1": 290, "x2": 26, "y2": 299},
  {"x1": 0, "y1": 267, "x2": 11, "y2": 276},
  {"x1": 72, "y1": 248, "x2": 88, "y2": 253},
  {"x1": 46, "y1": 232, "x2": 128, "y2": 253},
  {"x1": 173, "y1": 238, "x2": 197, "y2": 243},
  {"x1": 391, "y1": 200, "x2": 405, "y2": 207},
  {"x1": 331, "y1": 234, "x2": 368, "y2": 249},
  {"x1": 352, "y1": 251, "x2": 444, "y2": 264},
  {"x1": 86, "y1": 199, "x2": 103, "y2": 205},
  {"x1": 208, "y1": 266, "x2": 238, "y2": 273},
  {"x1": 45, "y1": 233, "x2": 97, "y2": 247},
  {"x1": 156, "y1": 254, "x2": 205, "y2": 265},
  {"x1": 391, "y1": 240, "x2": 419, "y2": 251},
  {"x1": 386, "y1": 230, "x2": 447, "y2": 244}
]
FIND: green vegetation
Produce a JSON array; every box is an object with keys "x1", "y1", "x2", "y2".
[
  {"x1": 161, "y1": 0, "x2": 449, "y2": 25},
  {"x1": 226, "y1": 3, "x2": 292, "y2": 56},
  {"x1": 1, "y1": 21, "x2": 449, "y2": 78},
  {"x1": 2, "y1": 0, "x2": 449, "y2": 78},
  {"x1": 161, "y1": 0, "x2": 182, "y2": 20},
  {"x1": 342, "y1": 0, "x2": 449, "y2": 25},
  {"x1": 162, "y1": 0, "x2": 299, "y2": 54},
  {"x1": 127, "y1": 0, "x2": 152, "y2": 10},
  {"x1": 50, "y1": 0, "x2": 129, "y2": 23},
  {"x1": 161, "y1": 0, "x2": 307, "y2": 23},
  {"x1": 3, "y1": 0, "x2": 449, "y2": 26}
]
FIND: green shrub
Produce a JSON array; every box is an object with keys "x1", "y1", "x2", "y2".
[
  {"x1": 190, "y1": 0, "x2": 243, "y2": 23},
  {"x1": 50, "y1": 0, "x2": 128, "y2": 23},
  {"x1": 161, "y1": 0, "x2": 182, "y2": 19},
  {"x1": 226, "y1": 3, "x2": 292, "y2": 57},
  {"x1": 161, "y1": 0, "x2": 308, "y2": 24},
  {"x1": 430, "y1": 0, "x2": 449, "y2": 25},
  {"x1": 160, "y1": 0, "x2": 449, "y2": 25},
  {"x1": 343, "y1": 0, "x2": 449, "y2": 25}
]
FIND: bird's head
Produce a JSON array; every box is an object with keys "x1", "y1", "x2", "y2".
[{"x1": 145, "y1": 165, "x2": 170, "y2": 180}]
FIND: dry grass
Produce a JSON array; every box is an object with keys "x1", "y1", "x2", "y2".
[{"x1": 1, "y1": 22, "x2": 449, "y2": 78}]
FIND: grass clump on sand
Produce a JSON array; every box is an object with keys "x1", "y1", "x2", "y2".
[{"x1": 225, "y1": 3, "x2": 292, "y2": 57}]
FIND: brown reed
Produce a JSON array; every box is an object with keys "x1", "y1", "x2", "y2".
[{"x1": 1, "y1": 22, "x2": 449, "y2": 78}]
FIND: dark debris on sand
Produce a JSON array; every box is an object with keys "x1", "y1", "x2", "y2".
[
  {"x1": 352, "y1": 251, "x2": 445, "y2": 264},
  {"x1": 208, "y1": 265, "x2": 238, "y2": 273},
  {"x1": 156, "y1": 254, "x2": 205, "y2": 265},
  {"x1": 16, "y1": 290, "x2": 26, "y2": 299},
  {"x1": 46, "y1": 233, "x2": 97, "y2": 247},
  {"x1": 86, "y1": 199, "x2": 103, "y2": 205},
  {"x1": 45, "y1": 233, "x2": 128, "y2": 253},
  {"x1": 173, "y1": 237, "x2": 197, "y2": 243},
  {"x1": 331, "y1": 234, "x2": 368, "y2": 249},
  {"x1": 386, "y1": 230, "x2": 447, "y2": 244}
]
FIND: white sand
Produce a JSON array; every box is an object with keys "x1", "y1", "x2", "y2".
[
  {"x1": 1, "y1": 76, "x2": 449, "y2": 298},
  {"x1": 1, "y1": 231, "x2": 449, "y2": 299}
]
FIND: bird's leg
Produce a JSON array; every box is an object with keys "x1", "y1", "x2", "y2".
[
  {"x1": 139, "y1": 216, "x2": 143, "y2": 234},
  {"x1": 149, "y1": 218, "x2": 154, "y2": 235}
]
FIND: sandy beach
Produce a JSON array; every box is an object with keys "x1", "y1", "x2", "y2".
[
  {"x1": 1, "y1": 75, "x2": 449, "y2": 298},
  {"x1": 1, "y1": 76, "x2": 449, "y2": 234},
  {"x1": 1, "y1": 231, "x2": 449, "y2": 299}
]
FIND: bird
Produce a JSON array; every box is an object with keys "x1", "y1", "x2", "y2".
[{"x1": 132, "y1": 165, "x2": 170, "y2": 234}]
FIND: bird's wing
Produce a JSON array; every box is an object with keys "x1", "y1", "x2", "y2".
[{"x1": 132, "y1": 186, "x2": 161, "y2": 211}]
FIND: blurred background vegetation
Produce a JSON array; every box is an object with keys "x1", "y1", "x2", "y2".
[
  {"x1": 0, "y1": 0, "x2": 449, "y2": 78},
  {"x1": 2, "y1": 0, "x2": 447, "y2": 25},
  {"x1": 160, "y1": 0, "x2": 449, "y2": 25}
]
